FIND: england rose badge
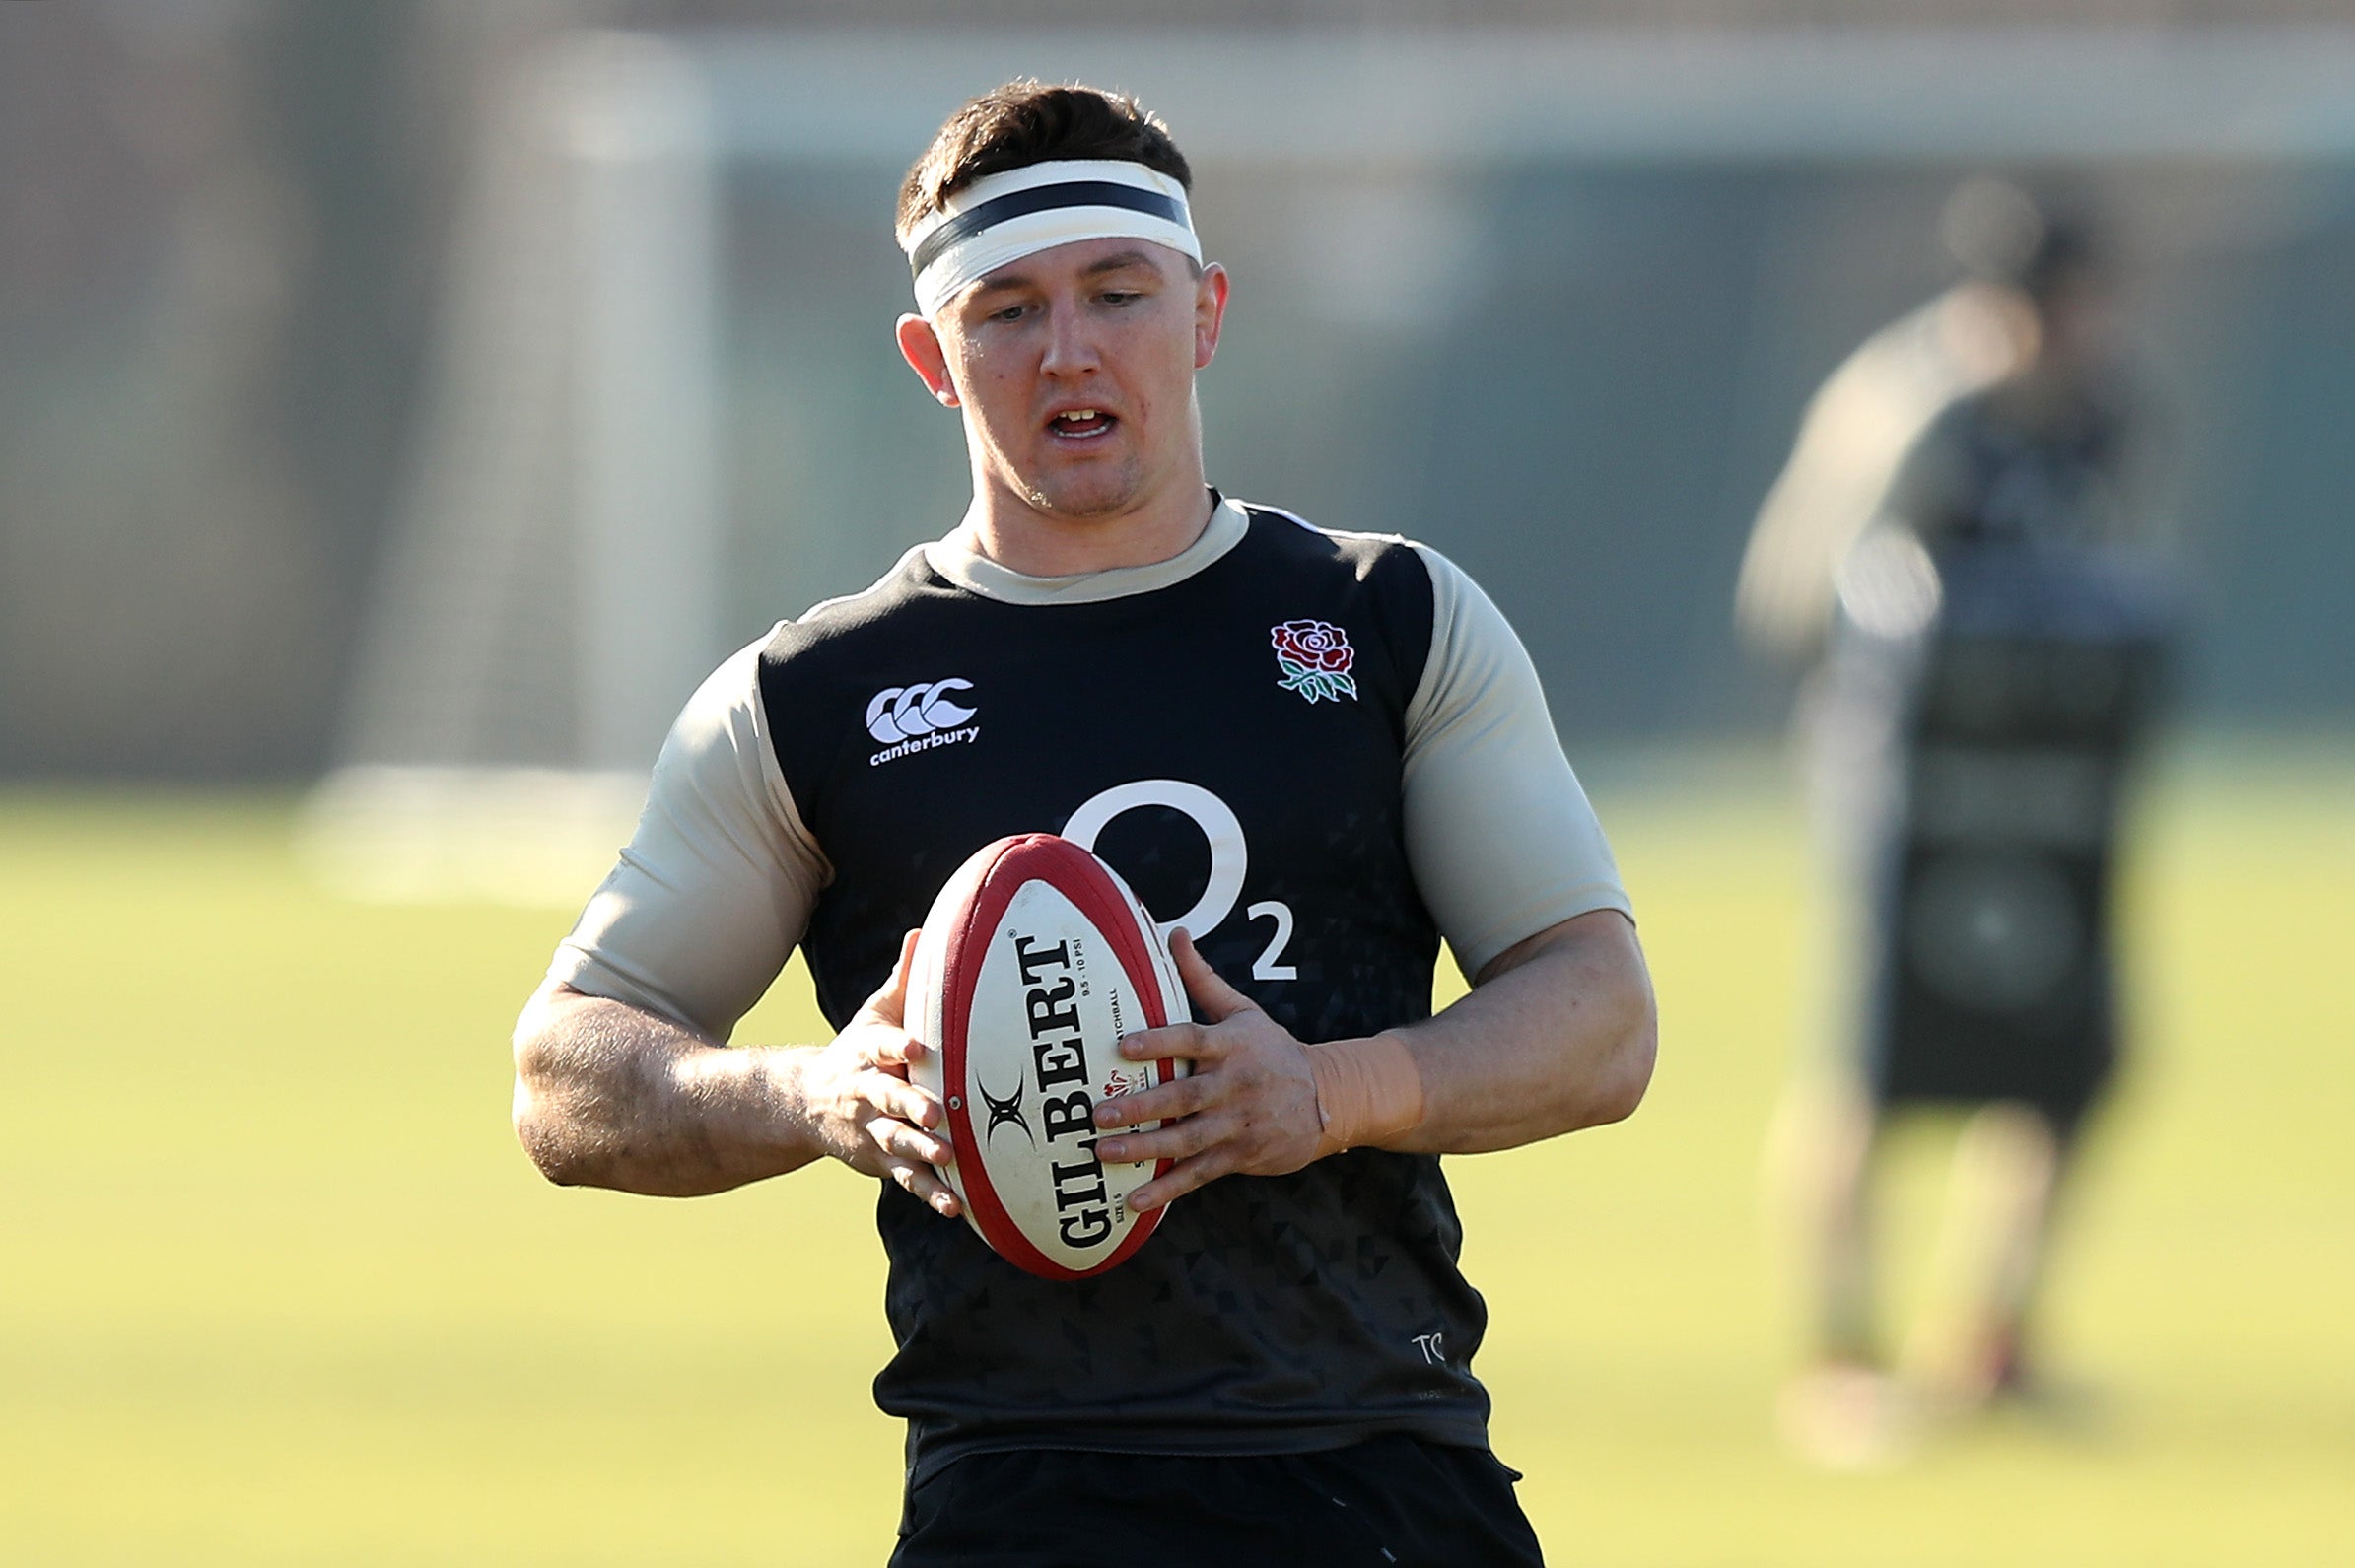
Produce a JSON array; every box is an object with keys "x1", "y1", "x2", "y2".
[{"x1": 1270, "y1": 619, "x2": 1358, "y2": 704}]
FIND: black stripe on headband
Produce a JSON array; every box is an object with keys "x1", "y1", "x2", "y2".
[{"x1": 909, "y1": 180, "x2": 1188, "y2": 280}]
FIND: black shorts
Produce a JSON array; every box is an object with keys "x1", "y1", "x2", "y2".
[
  {"x1": 1864, "y1": 910, "x2": 2118, "y2": 1138},
  {"x1": 891, "y1": 1435, "x2": 1545, "y2": 1568}
]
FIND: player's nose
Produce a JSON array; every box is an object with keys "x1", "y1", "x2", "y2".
[{"x1": 1038, "y1": 300, "x2": 1103, "y2": 376}]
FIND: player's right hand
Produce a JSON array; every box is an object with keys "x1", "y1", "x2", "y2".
[{"x1": 805, "y1": 929, "x2": 962, "y2": 1218}]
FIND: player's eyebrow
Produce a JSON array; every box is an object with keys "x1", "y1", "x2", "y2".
[
  {"x1": 970, "y1": 250, "x2": 1163, "y2": 301},
  {"x1": 1079, "y1": 249, "x2": 1163, "y2": 278}
]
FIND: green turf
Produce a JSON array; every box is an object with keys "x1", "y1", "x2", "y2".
[{"x1": 3, "y1": 752, "x2": 2350, "y2": 1565}]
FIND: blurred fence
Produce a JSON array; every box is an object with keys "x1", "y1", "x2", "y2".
[{"x1": 6, "y1": 17, "x2": 2355, "y2": 784}]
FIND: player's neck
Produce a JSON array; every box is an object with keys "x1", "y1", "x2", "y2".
[{"x1": 956, "y1": 469, "x2": 1215, "y2": 579}]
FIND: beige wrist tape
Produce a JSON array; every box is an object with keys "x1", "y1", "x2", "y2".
[{"x1": 1305, "y1": 1034, "x2": 1426, "y2": 1156}]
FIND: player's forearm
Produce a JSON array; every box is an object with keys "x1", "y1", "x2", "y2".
[
  {"x1": 510, "y1": 983, "x2": 828, "y2": 1196},
  {"x1": 1383, "y1": 909, "x2": 1656, "y2": 1155}
]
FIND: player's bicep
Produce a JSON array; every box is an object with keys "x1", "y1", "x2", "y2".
[
  {"x1": 549, "y1": 640, "x2": 827, "y2": 1041},
  {"x1": 1403, "y1": 548, "x2": 1631, "y2": 981}
]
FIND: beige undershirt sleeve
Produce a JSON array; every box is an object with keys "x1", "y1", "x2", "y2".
[
  {"x1": 546, "y1": 634, "x2": 830, "y2": 1042},
  {"x1": 1404, "y1": 546, "x2": 1632, "y2": 981}
]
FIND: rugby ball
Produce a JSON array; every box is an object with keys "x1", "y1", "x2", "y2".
[{"x1": 907, "y1": 834, "x2": 1190, "y2": 1280}]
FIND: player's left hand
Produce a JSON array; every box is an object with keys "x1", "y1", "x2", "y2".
[{"x1": 1090, "y1": 929, "x2": 1324, "y2": 1210}]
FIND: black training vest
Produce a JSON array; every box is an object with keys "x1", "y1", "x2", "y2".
[{"x1": 759, "y1": 503, "x2": 1489, "y2": 1479}]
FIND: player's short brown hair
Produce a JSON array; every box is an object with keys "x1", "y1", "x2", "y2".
[{"x1": 895, "y1": 82, "x2": 1193, "y2": 248}]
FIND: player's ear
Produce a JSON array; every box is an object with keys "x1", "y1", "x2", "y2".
[
  {"x1": 1193, "y1": 262, "x2": 1230, "y2": 372},
  {"x1": 896, "y1": 313, "x2": 960, "y2": 408}
]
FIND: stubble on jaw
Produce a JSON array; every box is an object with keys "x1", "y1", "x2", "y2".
[
  {"x1": 960, "y1": 396, "x2": 1153, "y2": 522},
  {"x1": 1014, "y1": 457, "x2": 1149, "y2": 523}
]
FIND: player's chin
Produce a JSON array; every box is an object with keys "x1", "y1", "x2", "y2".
[{"x1": 1023, "y1": 461, "x2": 1144, "y2": 519}]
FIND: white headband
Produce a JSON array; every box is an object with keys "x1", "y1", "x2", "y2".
[{"x1": 904, "y1": 159, "x2": 1201, "y2": 319}]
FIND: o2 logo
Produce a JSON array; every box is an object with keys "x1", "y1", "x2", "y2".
[{"x1": 1061, "y1": 780, "x2": 1297, "y2": 982}]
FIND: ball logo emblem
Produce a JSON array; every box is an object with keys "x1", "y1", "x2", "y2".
[{"x1": 978, "y1": 1074, "x2": 1034, "y2": 1146}]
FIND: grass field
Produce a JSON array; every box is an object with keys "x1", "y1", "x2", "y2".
[{"x1": 4, "y1": 748, "x2": 2350, "y2": 1565}]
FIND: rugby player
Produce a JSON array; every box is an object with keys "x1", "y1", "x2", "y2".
[
  {"x1": 1740, "y1": 180, "x2": 2167, "y2": 1462},
  {"x1": 513, "y1": 82, "x2": 1656, "y2": 1564}
]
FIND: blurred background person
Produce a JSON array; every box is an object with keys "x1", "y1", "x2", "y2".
[{"x1": 1739, "y1": 178, "x2": 2178, "y2": 1466}]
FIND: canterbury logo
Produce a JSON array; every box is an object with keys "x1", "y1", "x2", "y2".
[{"x1": 866, "y1": 679, "x2": 977, "y2": 744}]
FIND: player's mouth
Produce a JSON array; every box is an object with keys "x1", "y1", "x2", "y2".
[{"x1": 1046, "y1": 407, "x2": 1118, "y2": 443}]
